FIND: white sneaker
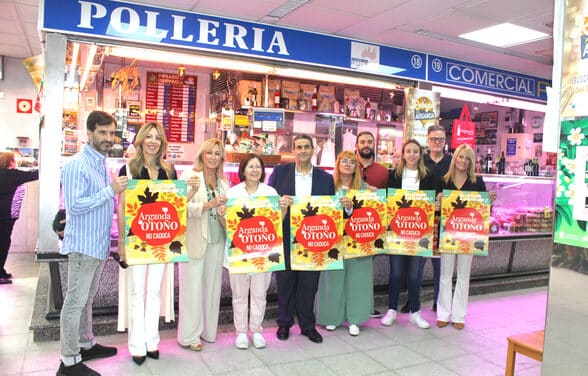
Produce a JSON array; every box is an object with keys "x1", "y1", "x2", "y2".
[
  {"x1": 251, "y1": 332, "x2": 266, "y2": 349},
  {"x1": 409, "y1": 311, "x2": 430, "y2": 329},
  {"x1": 348, "y1": 324, "x2": 360, "y2": 336},
  {"x1": 235, "y1": 333, "x2": 249, "y2": 349},
  {"x1": 325, "y1": 325, "x2": 337, "y2": 331},
  {"x1": 380, "y1": 309, "x2": 397, "y2": 326}
]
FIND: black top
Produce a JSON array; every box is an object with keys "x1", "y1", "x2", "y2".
[
  {"x1": 0, "y1": 168, "x2": 39, "y2": 219},
  {"x1": 118, "y1": 165, "x2": 177, "y2": 180},
  {"x1": 440, "y1": 175, "x2": 486, "y2": 192},
  {"x1": 424, "y1": 153, "x2": 452, "y2": 192}
]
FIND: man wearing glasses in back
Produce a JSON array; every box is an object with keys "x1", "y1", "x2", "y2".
[{"x1": 355, "y1": 131, "x2": 389, "y2": 318}]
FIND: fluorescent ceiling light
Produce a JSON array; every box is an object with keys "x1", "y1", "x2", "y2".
[
  {"x1": 79, "y1": 45, "x2": 97, "y2": 91},
  {"x1": 459, "y1": 23, "x2": 550, "y2": 48},
  {"x1": 108, "y1": 46, "x2": 398, "y2": 90},
  {"x1": 267, "y1": 0, "x2": 309, "y2": 18},
  {"x1": 432, "y1": 85, "x2": 546, "y2": 112}
]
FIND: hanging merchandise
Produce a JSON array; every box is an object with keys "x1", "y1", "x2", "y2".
[{"x1": 451, "y1": 104, "x2": 476, "y2": 149}]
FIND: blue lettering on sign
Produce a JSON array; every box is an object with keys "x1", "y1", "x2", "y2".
[
  {"x1": 506, "y1": 138, "x2": 517, "y2": 157},
  {"x1": 582, "y1": 35, "x2": 588, "y2": 60}
]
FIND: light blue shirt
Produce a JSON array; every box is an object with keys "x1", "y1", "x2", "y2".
[
  {"x1": 294, "y1": 166, "x2": 313, "y2": 196},
  {"x1": 60, "y1": 144, "x2": 115, "y2": 260}
]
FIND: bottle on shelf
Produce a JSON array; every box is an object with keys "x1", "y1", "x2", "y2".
[
  {"x1": 311, "y1": 86, "x2": 318, "y2": 111},
  {"x1": 274, "y1": 85, "x2": 281, "y2": 108},
  {"x1": 485, "y1": 149, "x2": 493, "y2": 174},
  {"x1": 497, "y1": 151, "x2": 506, "y2": 174},
  {"x1": 365, "y1": 97, "x2": 371, "y2": 119}
]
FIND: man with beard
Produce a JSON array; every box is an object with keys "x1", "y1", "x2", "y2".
[
  {"x1": 355, "y1": 131, "x2": 389, "y2": 318},
  {"x1": 57, "y1": 111, "x2": 129, "y2": 376}
]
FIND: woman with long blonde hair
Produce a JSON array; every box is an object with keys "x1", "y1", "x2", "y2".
[
  {"x1": 177, "y1": 138, "x2": 229, "y2": 351},
  {"x1": 317, "y1": 150, "x2": 372, "y2": 336},
  {"x1": 436, "y1": 144, "x2": 495, "y2": 330}
]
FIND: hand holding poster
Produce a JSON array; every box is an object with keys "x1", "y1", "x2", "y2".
[
  {"x1": 439, "y1": 190, "x2": 491, "y2": 256},
  {"x1": 124, "y1": 180, "x2": 188, "y2": 265},
  {"x1": 342, "y1": 189, "x2": 387, "y2": 259},
  {"x1": 290, "y1": 196, "x2": 344, "y2": 271},
  {"x1": 224, "y1": 196, "x2": 285, "y2": 274},
  {"x1": 386, "y1": 189, "x2": 435, "y2": 256}
]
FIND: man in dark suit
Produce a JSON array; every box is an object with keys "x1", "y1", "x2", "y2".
[{"x1": 268, "y1": 134, "x2": 335, "y2": 344}]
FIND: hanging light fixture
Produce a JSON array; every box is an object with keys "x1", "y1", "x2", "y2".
[
  {"x1": 178, "y1": 66, "x2": 186, "y2": 77},
  {"x1": 212, "y1": 70, "x2": 221, "y2": 80}
]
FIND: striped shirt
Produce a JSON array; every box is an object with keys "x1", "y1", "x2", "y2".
[{"x1": 60, "y1": 144, "x2": 115, "y2": 260}]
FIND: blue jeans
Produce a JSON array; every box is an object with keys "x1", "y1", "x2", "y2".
[
  {"x1": 60, "y1": 253, "x2": 105, "y2": 366},
  {"x1": 388, "y1": 255, "x2": 422, "y2": 312}
]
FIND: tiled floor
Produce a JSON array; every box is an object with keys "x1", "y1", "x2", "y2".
[{"x1": 0, "y1": 253, "x2": 546, "y2": 375}]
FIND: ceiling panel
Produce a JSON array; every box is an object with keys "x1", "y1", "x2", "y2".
[{"x1": 0, "y1": 0, "x2": 554, "y2": 79}]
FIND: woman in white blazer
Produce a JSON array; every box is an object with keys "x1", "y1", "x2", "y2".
[{"x1": 177, "y1": 138, "x2": 229, "y2": 351}]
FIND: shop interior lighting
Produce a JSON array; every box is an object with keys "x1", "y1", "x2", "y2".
[
  {"x1": 108, "y1": 46, "x2": 398, "y2": 90},
  {"x1": 431, "y1": 85, "x2": 546, "y2": 113},
  {"x1": 79, "y1": 44, "x2": 97, "y2": 91},
  {"x1": 212, "y1": 70, "x2": 221, "y2": 80},
  {"x1": 267, "y1": 0, "x2": 309, "y2": 18},
  {"x1": 69, "y1": 42, "x2": 79, "y2": 74},
  {"x1": 459, "y1": 23, "x2": 550, "y2": 48}
]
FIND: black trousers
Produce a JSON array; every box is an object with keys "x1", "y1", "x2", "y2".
[
  {"x1": 0, "y1": 218, "x2": 16, "y2": 275},
  {"x1": 275, "y1": 269, "x2": 320, "y2": 331}
]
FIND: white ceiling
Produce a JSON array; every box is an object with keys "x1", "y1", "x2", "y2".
[{"x1": 1, "y1": 0, "x2": 554, "y2": 79}]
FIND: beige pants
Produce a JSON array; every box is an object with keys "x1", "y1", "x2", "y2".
[
  {"x1": 177, "y1": 243, "x2": 224, "y2": 345},
  {"x1": 229, "y1": 272, "x2": 272, "y2": 334}
]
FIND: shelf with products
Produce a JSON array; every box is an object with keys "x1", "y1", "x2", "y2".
[{"x1": 481, "y1": 174, "x2": 554, "y2": 240}]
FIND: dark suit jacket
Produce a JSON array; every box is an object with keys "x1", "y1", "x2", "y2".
[
  {"x1": 268, "y1": 163, "x2": 335, "y2": 269},
  {"x1": 387, "y1": 169, "x2": 436, "y2": 191}
]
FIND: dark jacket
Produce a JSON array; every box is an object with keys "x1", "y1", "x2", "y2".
[
  {"x1": 440, "y1": 175, "x2": 486, "y2": 192},
  {"x1": 387, "y1": 168, "x2": 436, "y2": 191},
  {"x1": 0, "y1": 168, "x2": 39, "y2": 219}
]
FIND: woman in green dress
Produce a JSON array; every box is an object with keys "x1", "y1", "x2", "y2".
[{"x1": 317, "y1": 150, "x2": 374, "y2": 336}]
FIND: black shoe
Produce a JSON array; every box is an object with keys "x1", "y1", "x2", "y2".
[
  {"x1": 56, "y1": 361, "x2": 100, "y2": 376},
  {"x1": 0, "y1": 272, "x2": 12, "y2": 279},
  {"x1": 400, "y1": 302, "x2": 410, "y2": 313},
  {"x1": 132, "y1": 356, "x2": 146, "y2": 365},
  {"x1": 146, "y1": 350, "x2": 159, "y2": 359},
  {"x1": 301, "y1": 328, "x2": 323, "y2": 344},
  {"x1": 276, "y1": 326, "x2": 290, "y2": 340},
  {"x1": 369, "y1": 310, "x2": 382, "y2": 318},
  {"x1": 0, "y1": 278, "x2": 12, "y2": 285},
  {"x1": 432, "y1": 303, "x2": 437, "y2": 312},
  {"x1": 80, "y1": 344, "x2": 117, "y2": 361}
]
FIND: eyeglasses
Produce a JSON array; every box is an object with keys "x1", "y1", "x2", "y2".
[
  {"x1": 295, "y1": 144, "x2": 312, "y2": 150},
  {"x1": 340, "y1": 158, "x2": 357, "y2": 166},
  {"x1": 428, "y1": 137, "x2": 446, "y2": 143}
]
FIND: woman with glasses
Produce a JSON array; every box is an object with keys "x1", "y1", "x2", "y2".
[
  {"x1": 217, "y1": 154, "x2": 286, "y2": 350},
  {"x1": 436, "y1": 144, "x2": 495, "y2": 330},
  {"x1": 317, "y1": 150, "x2": 371, "y2": 336},
  {"x1": 381, "y1": 139, "x2": 434, "y2": 329}
]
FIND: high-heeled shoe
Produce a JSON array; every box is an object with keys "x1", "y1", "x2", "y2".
[
  {"x1": 147, "y1": 350, "x2": 159, "y2": 359},
  {"x1": 132, "y1": 355, "x2": 146, "y2": 365}
]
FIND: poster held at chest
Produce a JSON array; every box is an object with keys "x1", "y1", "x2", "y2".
[
  {"x1": 290, "y1": 196, "x2": 344, "y2": 271},
  {"x1": 124, "y1": 179, "x2": 188, "y2": 265},
  {"x1": 224, "y1": 196, "x2": 285, "y2": 274},
  {"x1": 439, "y1": 190, "x2": 490, "y2": 256},
  {"x1": 342, "y1": 189, "x2": 388, "y2": 259},
  {"x1": 386, "y1": 189, "x2": 435, "y2": 256}
]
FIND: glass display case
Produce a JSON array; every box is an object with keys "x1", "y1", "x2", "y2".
[{"x1": 482, "y1": 174, "x2": 555, "y2": 239}]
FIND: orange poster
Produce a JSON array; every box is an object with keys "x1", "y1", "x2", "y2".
[{"x1": 343, "y1": 189, "x2": 388, "y2": 258}]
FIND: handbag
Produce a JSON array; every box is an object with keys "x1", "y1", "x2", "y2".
[{"x1": 451, "y1": 104, "x2": 476, "y2": 149}]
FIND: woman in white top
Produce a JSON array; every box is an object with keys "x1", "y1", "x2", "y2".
[{"x1": 217, "y1": 154, "x2": 286, "y2": 349}]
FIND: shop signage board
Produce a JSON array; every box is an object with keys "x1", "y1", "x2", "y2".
[
  {"x1": 403, "y1": 88, "x2": 440, "y2": 146},
  {"x1": 224, "y1": 196, "x2": 285, "y2": 274},
  {"x1": 41, "y1": 0, "x2": 550, "y2": 100}
]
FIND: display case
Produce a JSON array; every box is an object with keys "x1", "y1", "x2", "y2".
[{"x1": 482, "y1": 174, "x2": 555, "y2": 239}]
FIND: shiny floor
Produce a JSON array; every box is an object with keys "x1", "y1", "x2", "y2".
[{"x1": 0, "y1": 253, "x2": 546, "y2": 375}]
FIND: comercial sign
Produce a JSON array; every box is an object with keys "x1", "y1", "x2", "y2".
[{"x1": 40, "y1": 0, "x2": 550, "y2": 102}]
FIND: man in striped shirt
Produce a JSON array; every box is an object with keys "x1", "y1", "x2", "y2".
[{"x1": 58, "y1": 111, "x2": 129, "y2": 376}]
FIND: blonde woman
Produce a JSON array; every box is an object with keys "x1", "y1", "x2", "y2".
[
  {"x1": 177, "y1": 138, "x2": 228, "y2": 351},
  {"x1": 316, "y1": 150, "x2": 371, "y2": 336},
  {"x1": 436, "y1": 144, "x2": 495, "y2": 330}
]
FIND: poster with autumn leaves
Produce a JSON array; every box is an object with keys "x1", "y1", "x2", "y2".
[
  {"x1": 386, "y1": 189, "x2": 436, "y2": 256},
  {"x1": 439, "y1": 190, "x2": 491, "y2": 256},
  {"x1": 225, "y1": 196, "x2": 285, "y2": 274},
  {"x1": 124, "y1": 180, "x2": 188, "y2": 265},
  {"x1": 290, "y1": 196, "x2": 344, "y2": 271},
  {"x1": 342, "y1": 189, "x2": 388, "y2": 259}
]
